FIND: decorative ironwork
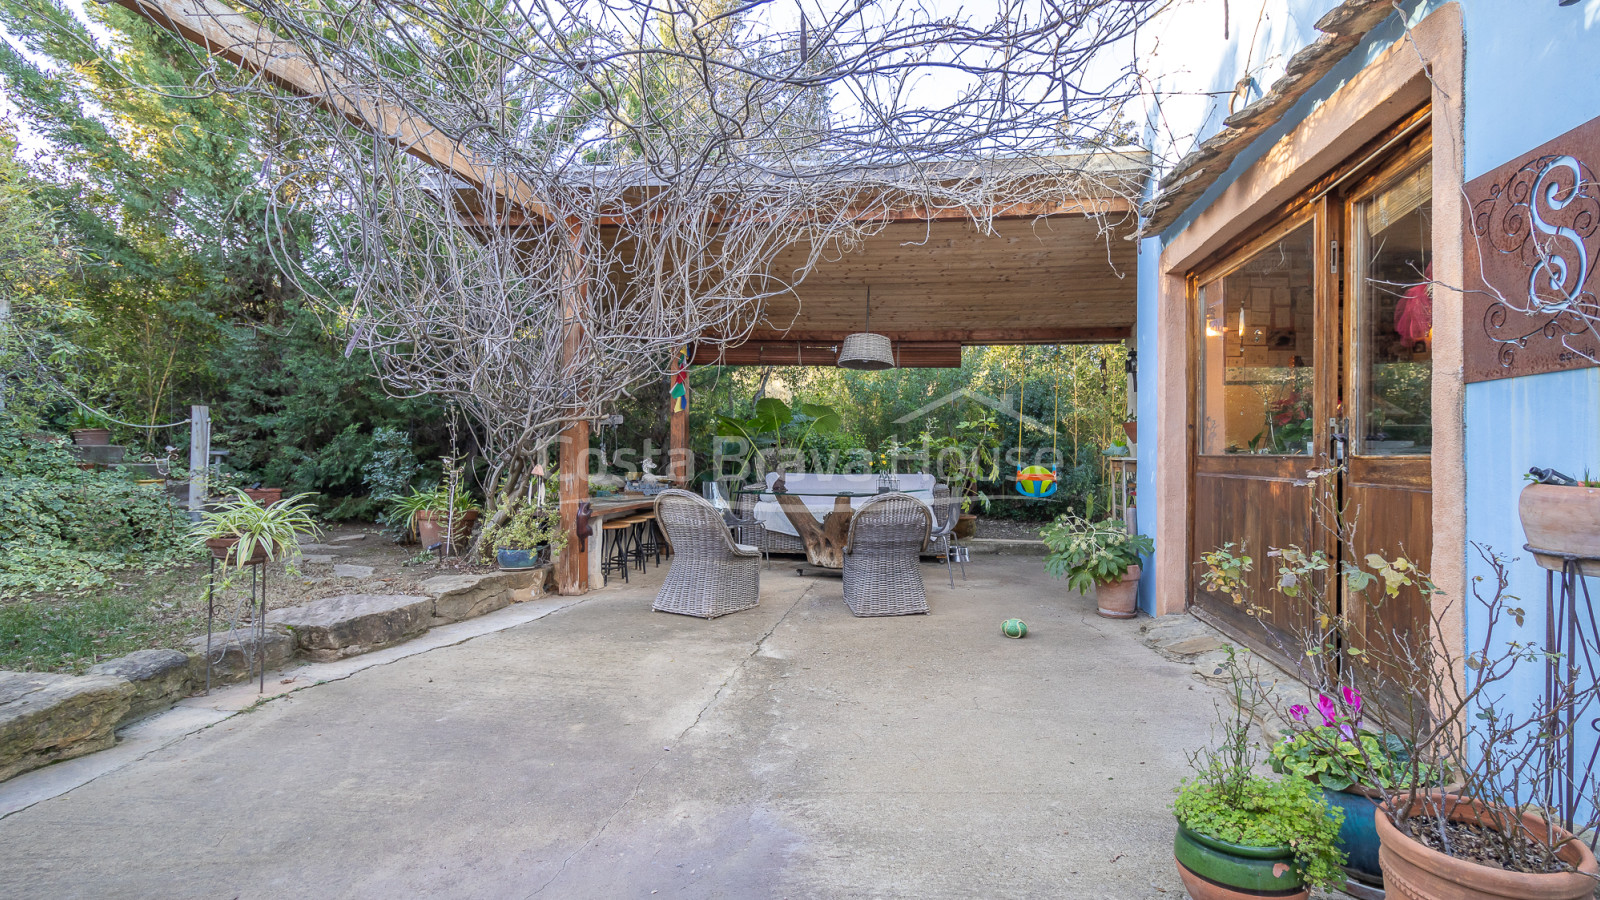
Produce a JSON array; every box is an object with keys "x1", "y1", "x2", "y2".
[
  {"x1": 1525, "y1": 544, "x2": 1600, "y2": 847},
  {"x1": 1465, "y1": 115, "x2": 1600, "y2": 382}
]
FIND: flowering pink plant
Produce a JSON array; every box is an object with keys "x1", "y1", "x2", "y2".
[{"x1": 1270, "y1": 686, "x2": 1433, "y2": 791}]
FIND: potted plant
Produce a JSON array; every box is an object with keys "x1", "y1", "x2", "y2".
[
  {"x1": 480, "y1": 501, "x2": 567, "y2": 570},
  {"x1": 714, "y1": 397, "x2": 841, "y2": 479},
  {"x1": 924, "y1": 427, "x2": 994, "y2": 540},
  {"x1": 1173, "y1": 650, "x2": 1347, "y2": 900},
  {"x1": 1041, "y1": 513, "x2": 1153, "y2": 618},
  {"x1": 389, "y1": 486, "x2": 481, "y2": 551},
  {"x1": 1519, "y1": 468, "x2": 1600, "y2": 573},
  {"x1": 191, "y1": 489, "x2": 322, "y2": 571},
  {"x1": 1363, "y1": 548, "x2": 1600, "y2": 900},
  {"x1": 1198, "y1": 492, "x2": 1600, "y2": 900},
  {"x1": 1269, "y1": 687, "x2": 1446, "y2": 890},
  {"x1": 242, "y1": 484, "x2": 284, "y2": 505},
  {"x1": 67, "y1": 409, "x2": 112, "y2": 446}
]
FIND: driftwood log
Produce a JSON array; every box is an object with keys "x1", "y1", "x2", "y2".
[{"x1": 773, "y1": 492, "x2": 853, "y2": 570}]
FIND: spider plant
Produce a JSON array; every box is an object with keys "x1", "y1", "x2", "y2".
[{"x1": 191, "y1": 490, "x2": 322, "y2": 572}]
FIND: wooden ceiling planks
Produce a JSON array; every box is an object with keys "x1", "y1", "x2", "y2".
[{"x1": 749, "y1": 213, "x2": 1138, "y2": 342}]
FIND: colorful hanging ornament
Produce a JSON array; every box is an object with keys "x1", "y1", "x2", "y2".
[
  {"x1": 1012, "y1": 348, "x2": 1060, "y2": 499},
  {"x1": 670, "y1": 345, "x2": 690, "y2": 413}
]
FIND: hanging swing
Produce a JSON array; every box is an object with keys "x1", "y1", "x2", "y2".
[{"x1": 1014, "y1": 349, "x2": 1060, "y2": 499}]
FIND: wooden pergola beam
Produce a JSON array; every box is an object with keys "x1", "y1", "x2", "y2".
[
  {"x1": 113, "y1": 0, "x2": 553, "y2": 223},
  {"x1": 855, "y1": 196, "x2": 1134, "y2": 222},
  {"x1": 703, "y1": 327, "x2": 1130, "y2": 348}
]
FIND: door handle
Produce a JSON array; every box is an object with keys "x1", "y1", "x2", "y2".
[{"x1": 1327, "y1": 417, "x2": 1347, "y2": 461}]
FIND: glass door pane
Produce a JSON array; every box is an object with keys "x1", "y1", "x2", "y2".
[
  {"x1": 1351, "y1": 161, "x2": 1432, "y2": 456},
  {"x1": 1198, "y1": 221, "x2": 1317, "y2": 455}
]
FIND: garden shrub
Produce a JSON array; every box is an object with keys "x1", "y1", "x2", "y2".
[{"x1": 0, "y1": 425, "x2": 194, "y2": 598}]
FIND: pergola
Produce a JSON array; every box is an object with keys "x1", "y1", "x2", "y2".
[{"x1": 116, "y1": 0, "x2": 1148, "y2": 594}]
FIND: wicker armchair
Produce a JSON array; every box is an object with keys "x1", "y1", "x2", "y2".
[
  {"x1": 928, "y1": 483, "x2": 967, "y2": 588},
  {"x1": 842, "y1": 492, "x2": 933, "y2": 617},
  {"x1": 652, "y1": 489, "x2": 761, "y2": 619},
  {"x1": 745, "y1": 483, "x2": 808, "y2": 555},
  {"x1": 731, "y1": 484, "x2": 769, "y2": 563}
]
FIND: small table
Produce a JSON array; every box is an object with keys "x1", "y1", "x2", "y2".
[{"x1": 736, "y1": 486, "x2": 933, "y2": 571}]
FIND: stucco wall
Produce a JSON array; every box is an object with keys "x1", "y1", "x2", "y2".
[{"x1": 1458, "y1": 0, "x2": 1600, "y2": 731}]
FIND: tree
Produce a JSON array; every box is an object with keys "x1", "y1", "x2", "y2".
[
  {"x1": 0, "y1": 121, "x2": 75, "y2": 423},
  {"x1": 0, "y1": 0, "x2": 447, "y2": 503}
]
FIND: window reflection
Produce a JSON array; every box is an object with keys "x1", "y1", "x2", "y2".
[
  {"x1": 1198, "y1": 222, "x2": 1317, "y2": 456},
  {"x1": 1354, "y1": 162, "x2": 1432, "y2": 456}
]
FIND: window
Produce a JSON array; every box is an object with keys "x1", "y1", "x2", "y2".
[
  {"x1": 1350, "y1": 160, "x2": 1432, "y2": 456},
  {"x1": 1197, "y1": 221, "x2": 1318, "y2": 456}
]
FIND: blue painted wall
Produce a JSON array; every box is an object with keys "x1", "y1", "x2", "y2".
[
  {"x1": 1135, "y1": 237, "x2": 1160, "y2": 613},
  {"x1": 1457, "y1": 0, "x2": 1600, "y2": 746}
]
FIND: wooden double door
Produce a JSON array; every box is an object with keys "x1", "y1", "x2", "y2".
[{"x1": 1189, "y1": 126, "x2": 1434, "y2": 678}]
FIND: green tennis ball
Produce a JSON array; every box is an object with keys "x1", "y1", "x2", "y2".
[{"x1": 1002, "y1": 618, "x2": 1028, "y2": 639}]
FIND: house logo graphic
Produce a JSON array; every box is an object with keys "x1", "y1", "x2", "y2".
[{"x1": 892, "y1": 387, "x2": 1059, "y2": 436}]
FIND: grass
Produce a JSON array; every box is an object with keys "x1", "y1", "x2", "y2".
[{"x1": 0, "y1": 564, "x2": 207, "y2": 674}]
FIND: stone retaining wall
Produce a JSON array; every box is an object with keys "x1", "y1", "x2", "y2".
[{"x1": 0, "y1": 566, "x2": 552, "y2": 784}]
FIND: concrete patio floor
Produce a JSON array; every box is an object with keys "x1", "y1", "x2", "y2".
[{"x1": 0, "y1": 556, "x2": 1222, "y2": 899}]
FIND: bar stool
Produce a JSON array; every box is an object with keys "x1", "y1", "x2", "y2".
[
  {"x1": 617, "y1": 515, "x2": 656, "y2": 570},
  {"x1": 601, "y1": 518, "x2": 635, "y2": 584},
  {"x1": 633, "y1": 512, "x2": 663, "y2": 568}
]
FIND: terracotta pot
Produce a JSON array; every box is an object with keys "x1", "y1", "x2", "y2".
[
  {"x1": 1519, "y1": 484, "x2": 1600, "y2": 575},
  {"x1": 416, "y1": 509, "x2": 480, "y2": 552},
  {"x1": 204, "y1": 537, "x2": 270, "y2": 566},
  {"x1": 1376, "y1": 792, "x2": 1599, "y2": 900},
  {"x1": 70, "y1": 428, "x2": 112, "y2": 446},
  {"x1": 1123, "y1": 420, "x2": 1137, "y2": 444},
  {"x1": 954, "y1": 513, "x2": 977, "y2": 540},
  {"x1": 242, "y1": 487, "x2": 283, "y2": 506},
  {"x1": 1174, "y1": 822, "x2": 1308, "y2": 900},
  {"x1": 1095, "y1": 564, "x2": 1142, "y2": 619}
]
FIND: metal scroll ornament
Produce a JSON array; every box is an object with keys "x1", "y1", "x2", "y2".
[{"x1": 1471, "y1": 149, "x2": 1600, "y2": 376}]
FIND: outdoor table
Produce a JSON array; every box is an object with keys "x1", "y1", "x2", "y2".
[{"x1": 736, "y1": 485, "x2": 933, "y2": 571}]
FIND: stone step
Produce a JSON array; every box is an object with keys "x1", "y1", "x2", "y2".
[
  {"x1": 421, "y1": 569, "x2": 546, "y2": 625},
  {"x1": 0, "y1": 671, "x2": 134, "y2": 783},
  {"x1": 86, "y1": 649, "x2": 191, "y2": 725},
  {"x1": 963, "y1": 538, "x2": 1049, "y2": 556},
  {"x1": 186, "y1": 626, "x2": 296, "y2": 687},
  {"x1": 269, "y1": 594, "x2": 431, "y2": 662}
]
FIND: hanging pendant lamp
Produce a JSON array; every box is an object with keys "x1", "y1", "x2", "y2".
[{"x1": 837, "y1": 285, "x2": 896, "y2": 370}]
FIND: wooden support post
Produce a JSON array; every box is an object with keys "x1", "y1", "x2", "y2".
[
  {"x1": 668, "y1": 403, "x2": 690, "y2": 487},
  {"x1": 556, "y1": 420, "x2": 590, "y2": 595},
  {"x1": 667, "y1": 346, "x2": 691, "y2": 486},
  {"x1": 555, "y1": 219, "x2": 590, "y2": 596}
]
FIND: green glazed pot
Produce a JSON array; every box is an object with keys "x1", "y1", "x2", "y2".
[{"x1": 1174, "y1": 821, "x2": 1306, "y2": 897}]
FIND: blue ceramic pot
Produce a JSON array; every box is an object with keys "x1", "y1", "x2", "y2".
[
  {"x1": 1322, "y1": 786, "x2": 1383, "y2": 886},
  {"x1": 496, "y1": 546, "x2": 549, "y2": 570}
]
